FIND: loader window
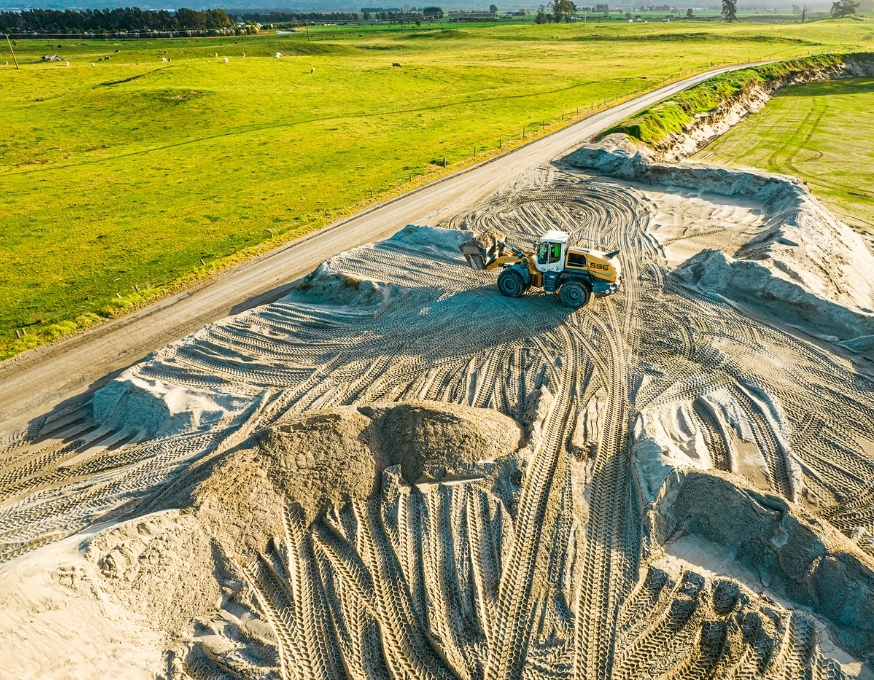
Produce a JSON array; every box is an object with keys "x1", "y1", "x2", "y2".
[
  {"x1": 550, "y1": 244, "x2": 561, "y2": 261},
  {"x1": 566, "y1": 252, "x2": 587, "y2": 269},
  {"x1": 538, "y1": 242, "x2": 562, "y2": 265}
]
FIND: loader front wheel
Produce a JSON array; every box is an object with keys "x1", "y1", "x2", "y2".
[
  {"x1": 498, "y1": 269, "x2": 526, "y2": 298},
  {"x1": 559, "y1": 280, "x2": 591, "y2": 308}
]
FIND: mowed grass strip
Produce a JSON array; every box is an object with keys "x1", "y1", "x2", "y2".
[
  {"x1": 696, "y1": 76, "x2": 874, "y2": 234},
  {"x1": 3, "y1": 19, "x2": 874, "y2": 358}
]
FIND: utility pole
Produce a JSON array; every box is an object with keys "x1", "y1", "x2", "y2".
[{"x1": 5, "y1": 34, "x2": 19, "y2": 69}]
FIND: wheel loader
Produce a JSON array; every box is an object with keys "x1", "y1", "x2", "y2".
[{"x1": 459, "y1": 229, "x2": 623, "y2": 308}]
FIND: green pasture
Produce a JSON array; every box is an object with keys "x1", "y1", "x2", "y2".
[
  {"x1": 2, "y1": 19, "x2": 874, "y2": 358},
  {"x1": 697, "y1": 76, "x2": 874, "y2": 234}
]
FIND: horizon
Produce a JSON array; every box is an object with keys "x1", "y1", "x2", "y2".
[{"x1": 0, "y1": 0, "x2": 840, "y2": 12}]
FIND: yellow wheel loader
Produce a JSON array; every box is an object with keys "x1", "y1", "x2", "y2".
[{"x1": 459, "y1": 229, "x2": 623, "y2": 308}]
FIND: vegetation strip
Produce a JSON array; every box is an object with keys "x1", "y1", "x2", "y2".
[{"x1": 604, "y1": 52, "x2": 873, "y2": 146}]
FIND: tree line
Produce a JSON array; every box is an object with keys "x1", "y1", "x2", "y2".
[
  {"x1": 233, "y1": 11, "x2": 362, "y2": 23},
  {"x1": 0, "y1": 7, "x2": 235, "y2": 34}
]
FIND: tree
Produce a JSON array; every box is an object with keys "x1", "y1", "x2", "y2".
[
  {"x1": 422, "y1": 6, "x2": 444, "y2": 18},
  {"x1": 490, "y1": 4, "x2": 499, "y2": 12},
  {"x1": 830, "y1": 0, "x2": 858, "y2": 16},
  {"x1": 801, "y1": 4, "x2": 807, "y2": 20},
  {"x1": 722, "y1": 0, "x2": 737, "y2": 21},
  {"x1": 686, "y1": 7, "x2": 694, "y2": 17},
  {"x1": 535, "y1": 7, "x2": 550, "y2": 21},
  {"x1": 550, "y1": 0, "x2": 576, "y2": 22}
]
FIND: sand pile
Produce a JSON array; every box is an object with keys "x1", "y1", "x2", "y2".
[
  {"x1": 292, "y1": 262, "x2": 393, "y2": 309},
  {"x1": 0, "y1": 400, "x2": 526, "y2": 679},
  {"x1": 92, "y1": 375, "x2": 251, "y2": 438},
  {"x1": 571, "y1": 136, "x2": 874, "y2": 350},
  {"x1": 191, "y1": 401, "x2": 522, "y2": 564}
]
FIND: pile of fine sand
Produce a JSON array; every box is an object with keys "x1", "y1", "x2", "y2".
[
  {"x1": 191, "y1": 400, "x2": 522, "y2": 565},
  {"x1": 93, "y1": 375, "x2": 251, "y2": 439}
]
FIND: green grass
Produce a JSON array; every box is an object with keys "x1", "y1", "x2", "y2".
[
  {"x1": 2, "y1": 18, "x2": 874, "y2": 359},
  {"x1": 696, "y1": 76, "x2": 874, "y2": 234}
]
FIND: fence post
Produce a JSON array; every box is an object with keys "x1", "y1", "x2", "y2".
[{"x1": 5, "y1": 34, "x2": 19, "y2": 69}]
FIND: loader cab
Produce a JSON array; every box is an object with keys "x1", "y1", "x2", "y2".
[{"x1": 536, "y1": 231, "x2": 569, "y2": 273}]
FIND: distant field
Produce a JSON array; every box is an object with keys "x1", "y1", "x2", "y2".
[
  {"x1": 696, "y1": 76, "x2": 874, "y2": 234},
  {"x1": 2, "y1": 19, "x2": 874, "y2": 359}
]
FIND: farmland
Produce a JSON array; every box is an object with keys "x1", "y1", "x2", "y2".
[
  {"x1": 696, "y1": 75, "x2": 874, "y2": 234},
  {"x1": 2, "y1": 18, "x2": 874, "y2": 358}
]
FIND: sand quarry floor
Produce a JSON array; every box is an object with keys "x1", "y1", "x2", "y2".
[{"x1": 1, "y1": 161, "x2": 874, "y2": 679}]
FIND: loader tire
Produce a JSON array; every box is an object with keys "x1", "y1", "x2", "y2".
[
  {"x1": 559, "y1": 280, "x2": 591, "y2": 308},
  {"x1": 498, "y1": 269, "x2": 526, "y2": 298}
]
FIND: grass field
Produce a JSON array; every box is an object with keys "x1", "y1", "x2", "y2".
[
  {"x1": 696, "y1": 76, "x2": 874, "y2": 234},
  {"x1": 3, "y1": 18, "x2": 874, "y2": 359}
]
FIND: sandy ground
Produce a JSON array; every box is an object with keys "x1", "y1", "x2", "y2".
[{"x1": 1, "y1": 145, "x2": 874, "y2": 678}]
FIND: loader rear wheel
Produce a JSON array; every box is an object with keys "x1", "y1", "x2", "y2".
[
  {"x1": 498, "y1": 269, "x2": 526, "y2": 298},
  {"x1": 559, "y1": 280, "x2": 591, "y2": 308}
]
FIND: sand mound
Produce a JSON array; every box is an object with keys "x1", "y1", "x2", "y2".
[
  {"x1": 675, "y1": 249, "x2": 874, "y2": 344},
  {"x1": 361, "y1": 401, "x2": 521, "y2": 481},
  {"x1": 191, "y1": 401, "x2": 522, "y2": 563},
  {"x1": 650, "y1": 471, "x2": 874, "y2": 663},
  {"x1": 92, "y1": 375, "x2": 250, "y2": 438},
  {"x1": 571, "y1": 138, "x2": 874, "y2": 348},
  {"x1": 387, "y1": 223, "x2": 472, "y2": 252},
  {"x1": 291, "y1": 262, "x2": 392, "y2": 308}
]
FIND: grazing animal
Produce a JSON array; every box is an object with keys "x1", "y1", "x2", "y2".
[
  {"x1": 161, "y1": 57, "x2": 168, "y2": 62},
  {"x1": 392, "y1": 62, "x2": 402, "y2": 67},
  {"x1": 242, "y1": 52, "x2": 245, "y2": 57},
  {"x1": 223, "y1": 57, "x2": 229, "y2": 63},
  {"x1": 275, "y1": 52, "x2": 282, "y2": 58},
  {"x1": 65, "y1": 61, "x2": 69, "y2": 66},
  {"x1": 310, "y1": 67, "x2": 315, "y2": 73},
  {"x1": 91, "y1": 62, "x2": 95, "y2": 66}
]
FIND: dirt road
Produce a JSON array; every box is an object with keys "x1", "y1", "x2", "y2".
[{"x1": 0, "y1": 64, "x2": 760, "y2": 434}]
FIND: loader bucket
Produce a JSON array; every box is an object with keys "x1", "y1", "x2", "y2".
[{"x1": 459, "y1": 229, "x2": 507, "y2": 271}]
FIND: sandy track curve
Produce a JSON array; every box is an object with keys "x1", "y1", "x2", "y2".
[{"x1": 0, "y1": 63, "x2": 767, "y2": 436}]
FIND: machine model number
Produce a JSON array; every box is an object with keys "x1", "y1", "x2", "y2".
[{"x1": 590, "y1": 262, "x2": 609, "y2": 271}]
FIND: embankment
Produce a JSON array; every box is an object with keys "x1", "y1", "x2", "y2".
[{"x1": 604, "y1": 53, "x2": 874, "y2": 162}]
